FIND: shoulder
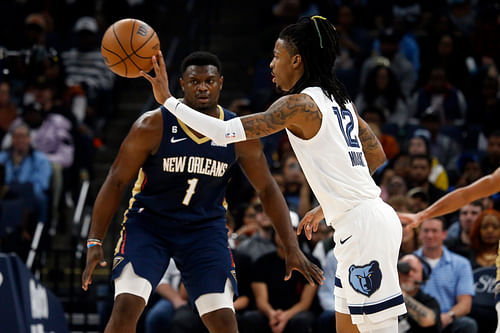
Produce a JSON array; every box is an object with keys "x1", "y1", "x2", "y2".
[
  {"x1": 134, "y1": 109, "x2": 162, "y2": 132},
  {"x1": 32, "y1": 150, "x2": 50, "y2": 162},
  {"x1": 446, "y1": 248, "x2": 473, "y2": 268}
]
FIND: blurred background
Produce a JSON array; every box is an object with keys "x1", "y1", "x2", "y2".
[{"x1": 0, "y1": 0, "x2": 499, "y2": 332}]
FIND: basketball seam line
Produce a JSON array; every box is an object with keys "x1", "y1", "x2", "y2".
[{"x1": 112, "y1": 21, "x2": 143, "y2": 74}]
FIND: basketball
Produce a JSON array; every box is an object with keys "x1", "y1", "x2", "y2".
[{"x1": 101, "y1": 18, "x2": 160, "y2": 78}]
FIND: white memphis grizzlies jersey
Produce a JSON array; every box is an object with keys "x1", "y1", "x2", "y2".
[{"x1": 286, "y1": 87, "x2": 381, "y2": 226}]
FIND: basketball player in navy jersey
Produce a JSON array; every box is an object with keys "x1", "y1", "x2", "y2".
[
  {"x1": 82, "y1": 51, "x2": 323, "y2": 333},
  {"x1": 143, "y1": 17, "x2": 407, "y2": 333}
]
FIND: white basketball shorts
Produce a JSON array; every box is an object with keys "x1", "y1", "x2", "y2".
[{"x1": 332, "y1": 197, "x2": 407, "y2": 325}]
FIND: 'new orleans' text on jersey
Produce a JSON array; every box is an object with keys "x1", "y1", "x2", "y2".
[{"x1": 125, "y1": 105, "x2": 237, "y2": 225}]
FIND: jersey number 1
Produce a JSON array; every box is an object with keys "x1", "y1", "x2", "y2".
[
  {"x1": 332, "y1": 107, "x2": 360, "y2": 148},
  {"x1": 182, "y1": 178, "x2": 199, "y2": 206}
]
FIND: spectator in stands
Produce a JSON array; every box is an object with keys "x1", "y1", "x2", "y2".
[
  {"x1": 0, "y1": 123, "x2": 51, "y2": 222},
  {"x1": 454, "y1": 154, "x2": 483, "y2": 189},
  {"x1": 233, "y1": 202, "x2": 261, "y2": 243},
  {"x1": 316, "y1": 249, "x2": 337, "y2": 333},
  {"x1": 415, "y1": 113, "x2": 461, "y2": 174},
  {"x1": 415, "y1": 218, "x2": 477, "y2": 333},
  {"x1": 9, "y1": 80, "x2": 74, "y2": 230},
  {"x1": 419, "y1": 33, "x2": 470, "y2": 93},
  {"x1": 468, "y1": 209, "x2": 500, "y2": 269},
  {"x1": 381, "y1": 175, "x2": 408, "y2": 202},
  {"x1": 145, "y1": 259, "x2": 185, "y2": 333},
  {"x1": 410, "y1": 67, "x2": 467, "y2": 127},
  {"x1": 408, "y1": 133, "x2": 449, "y2": 191},
  {"x1": 309, "y1": 220, "x2": 332, "y2": 268},
  {"x1": 61, "y1": 16, "x2": 114, "y2": 133},
  {"x1": 360, "y1": 28, "x2": 415, "y2": 98},
  {"x1": 480, "y1": 130, "x2": 500, "y2": 175},
  {"x1": 408, "y1": 154, "x2": 446, "y2": 205},
  {"x1": 333, "y1": 4, "x2": 372, "y2": 96},
  {"x1": 239, "y1": 231, "x2": 319, "y2": 333},
  {"x1": 387, "y1": 195, "x2": 421, "y2": 257},
  {"x1": 356, "y1": 64, "x2": 408, "y2": 127},
  {"x1": 407, "y1": 187, "x2": 430, "y2": 214},
  {"x1": 397, "y1": 254, "x2": 441, "y2": 332},
  {"x1": 281, "y1": 153, "x2": 314, "y2": 217},
  {"x1": 361, "y1": 107, "x2": 400, "y2": 161},
  {"x1": 236, "y1": 203, "x2": 276, "y2": 263},
  {"x1": 0, "y1": 81, "x2": 18, "y2": 142},
  {"x1": 445, "y1": 201, "x2": 484, "y2": 258}
]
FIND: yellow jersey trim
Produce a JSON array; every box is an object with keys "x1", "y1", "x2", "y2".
[{"x1": 177, "y1": 105, "x2": 224, "y2": 144}]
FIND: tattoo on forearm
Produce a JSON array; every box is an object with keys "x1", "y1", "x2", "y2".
[
  {"x1": 358, "y1": 125, "x2": 380, "y2": 154},
  {"x1": 404, "y1": 295, "x2": 434, "y2": 324},
  {"x1": 241, "y1": 94, "x2": 320, "y2": 138}
]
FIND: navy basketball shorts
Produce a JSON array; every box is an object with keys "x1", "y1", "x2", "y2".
[{"x1": 111, "y1": 209, "x2": 238, "y2": 305}]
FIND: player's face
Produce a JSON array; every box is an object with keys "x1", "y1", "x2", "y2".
[
  {"x1": 180, "y1": 65, "x2": 223, "y2": 112},
  {"x1": 270, "y1": 39, "x2": 302, "y2": 92}
]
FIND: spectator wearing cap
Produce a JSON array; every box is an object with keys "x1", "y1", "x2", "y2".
[
  {"x1": 360, "y1": 28, "x2": 416, "y2": 98},
  {"x1": 61, "y1": 16, "x2": 114, "y2": 134},
  {"x1": 415, "y1": 218, "x2": 477, "y2": 333}
]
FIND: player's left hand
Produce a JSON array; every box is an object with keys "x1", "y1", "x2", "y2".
[
  {"x1": 284, "y1": 249, "x2": 324, "y2": 285},
  {"x1": 141, "y1": 50, "x2": 172, "y2": 104}
]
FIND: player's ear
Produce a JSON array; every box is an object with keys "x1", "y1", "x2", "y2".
[
  {"x1": 292, "y1": 54, "x2": 302, "y2": 68},
  {"x1": 219, "y1": 75, "x2": 224, "y2": 89},
  {"x1": 179, "y1": 77, "x2": 185, "y2": 91}
]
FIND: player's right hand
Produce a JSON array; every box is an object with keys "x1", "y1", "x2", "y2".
[
  {"x1": 297, "y1": 205, "x2": 324, "y2": 240},
  {"x1": 141, "y1": 50, "x2": 171, "y2": 104},
  {"x1": 82, "y1": 246, "x2": 107, "y2": 291}
]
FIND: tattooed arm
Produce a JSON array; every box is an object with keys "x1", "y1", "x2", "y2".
[
  {"x1": 162, "y1": 93, "x2": 320, "y2": 145},
  {"x1": 241, "y1": 94, "x2": 321, "y2": 140},
  {"x1": 354, "y1": 105, "x2": 386, "y2": 175}
]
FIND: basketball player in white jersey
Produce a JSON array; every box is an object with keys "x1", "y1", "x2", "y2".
[{"x1": 142, "y1": 15, "x2": 406, "y2": 333}]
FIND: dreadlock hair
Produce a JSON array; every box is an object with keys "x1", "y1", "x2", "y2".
[
  {"x1": 180, "y1": 51, "x2": 222, "y2": 75},
  {"x1": 279, "y1": 16, "x2": 351, "y2": 109}
]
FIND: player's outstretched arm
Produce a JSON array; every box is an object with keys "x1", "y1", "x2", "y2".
[
  {"x1": 142, "y1": 51, "x2": 314, "y2": 144},
  {"x1": 399, "y1": 167, "x2": 500, "y2": 229},
  {"x1": 236, "y1": 140, "x2": 324, "y2": 285},
  {"x1": 82, "y1": 111, "x2": 162, "y2": 291}
]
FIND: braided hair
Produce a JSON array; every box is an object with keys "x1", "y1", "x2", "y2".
[{"x1": 279, "y1": 16, "x2": 351, "y2": 109}]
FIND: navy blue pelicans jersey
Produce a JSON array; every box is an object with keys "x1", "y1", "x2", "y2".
[{"x1": 127, "y1": 105, "x2": 237, "y2": 224}]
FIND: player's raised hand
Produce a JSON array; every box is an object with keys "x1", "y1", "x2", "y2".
[
  {"x1": 284, "y1": 249, "x2": 324, "y2": 285},
  {"x1": 141, "y1": 50, "x2": 172, "y2": 104},
  {"x1": 297, "y1": 205, "x2": 324, "y2": 240},
  {"x1": 397, "y1": 212, "x2": 423, "y2": 230},
  {"x1": 82, "y1": 246, "x2": 107, "y2": 291}
]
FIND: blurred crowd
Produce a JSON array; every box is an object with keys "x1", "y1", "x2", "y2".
[{"x1": 1, "y1": 0, "x2": 500, "y2": 332}]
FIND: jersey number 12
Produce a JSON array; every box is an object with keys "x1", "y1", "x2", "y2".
[{"x1": 332, "y1": 107, "x2": 360, "y2": 148}]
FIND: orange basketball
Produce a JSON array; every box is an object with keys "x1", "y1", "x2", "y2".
[{"x1": 101, "y1": 18, "x2": 160, "y2": 78}]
